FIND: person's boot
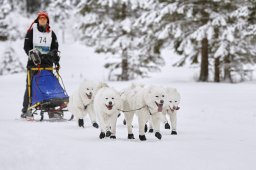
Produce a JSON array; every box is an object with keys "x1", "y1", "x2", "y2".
[
  {"x1": 21, "y1": 108, "x2": 28, "y2": 118},
  {"x1": 21, "y1": 109, "x2": 33, "y2": 120}
]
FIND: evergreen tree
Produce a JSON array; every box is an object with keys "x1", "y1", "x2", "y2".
[
  {"x1": 77, "y1": 0, "x2": 164, "y2": 81},
  {"x1": 0, "y1": 47, "x2": 25, "y2": 75},
  {"x1": 0, "y1": 0, "x2": 11, "y2": 41},
  {"x1": 138, "y1": 0, "x2": 255, "y2": 82},
  {"x1": 25, "y1": 0, "x2": 41, "y2": 14},
  {"x1": 47, "y1": 0, "x2": 75, "y2": 43}
]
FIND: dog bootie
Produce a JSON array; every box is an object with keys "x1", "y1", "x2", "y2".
[
  {"x1": 144, "y1": 124, "x2": 148, "y2": 133},
  {"x1": 92, "y1": 122, "x2": 99, "y2": 128},
  {"x1": 128, "y1": 134, "x2": 135, "y2": 139},
  {"x1": 139, "y1": 135, "x2": 147, "y2": 141},
  {"x1": 165, "y1": 122, "x2": 171, "y2": 129},
  {"x1": 99, "y1": 132, "x2": 105, "y2": 139},
  {"x1": 110, "y1": 136, "x2": 116, "y2": 139},
  {"x1": 155, "y1": 132, "x2": 162, "y2": 140},
  {"x1": 171, "y1": 131, "x2": 177, "y2": 135},
  {"x1": 78, "y1": 119, "x2": 84, "y2": 128},
  {"x1": 106, "y1": 131, "x2": 111, "y2": 137}
]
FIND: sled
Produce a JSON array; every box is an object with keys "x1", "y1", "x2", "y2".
[{"x1": 27, "y1": 67, "x2": 72, "y2": 121}]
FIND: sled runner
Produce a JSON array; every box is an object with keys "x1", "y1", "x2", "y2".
[{"x1": 26, "y1": 67, "x2": 71, "y2": 121}]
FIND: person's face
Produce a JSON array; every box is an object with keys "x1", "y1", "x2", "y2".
[{"x1": 38, "y1": 16, "x2": 47, "y2": 27}]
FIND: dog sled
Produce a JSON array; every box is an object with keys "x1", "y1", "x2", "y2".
[
  {"x1": 26, "y1": 49, "x2": 71, "y2": 121},
  {"x1": 26, "y1": 67, "x2": 71, "y2": 121}
]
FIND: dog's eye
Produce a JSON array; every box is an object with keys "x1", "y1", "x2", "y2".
[
  {"x1": 156, "y1": 96, "x2": 159, "y2": 98},
  {"x1": 175, "y1": 101, "x2": 177, "y2": 102},
  {"x1": 105, "y1": 98, "x2": 108, "y2": 100},
  {"x1": 169, "y1": 101, "x2": 172, "y2": 103},
  {"x1": 87, "y1": 88, "x2": 89, "y2": 90},
  {"x1": 162, "y1": 95, "x2": 165, "y2": 97},
  {"x1": 112, "y1": 97, "x2": 114, "y2": 100}
]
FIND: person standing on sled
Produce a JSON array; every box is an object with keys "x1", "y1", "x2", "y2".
[{"x1": 21, "y1": 11, "x2": 60, "y2": 119}]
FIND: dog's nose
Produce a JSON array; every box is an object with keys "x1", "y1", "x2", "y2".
[
  {"x1": 109, "y1": 101, "x2": 112, "y2": 105},
  {"x1": 160, "y1": 100, "x2": 164, "y2": 104}
]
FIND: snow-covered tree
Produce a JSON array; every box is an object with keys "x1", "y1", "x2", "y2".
[
  {"x1": 0, "y1": 0, "x2": 12, "y2": 41},
  {"x1": 136, "y1": 0, "x2": 255, "y2": 83},
  {"x1": 0, "y1": 0, "x2": 25, "y2": 41},
  {"x1": 47, "y1": 0, "x2": 75, "y2": 43},
  {"x1": 0, "y1": 47, "x2": 25, "y2": 75},
  {"x1": 25, "y1": 0, "x2": 41, "y2": 14},
  {"x1": 77, "y1": 0, "x2": 164, "y2": 81}
]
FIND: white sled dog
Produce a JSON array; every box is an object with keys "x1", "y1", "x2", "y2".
[
  {"x1": 163, "y1": 87, "x2": 181, "y2": 135},
  {"x1": 94, "y1": 87, "x2": 122, "y2": 139},
  {"x1": 68, "y1": 80, "x2": 107, "y2": 128},
  {"x1": 121, "y1": 84, "x2": 166, "y2": 141},
  {"x1": 148, "y1": 87, "x2": 181, "y2": 134}
]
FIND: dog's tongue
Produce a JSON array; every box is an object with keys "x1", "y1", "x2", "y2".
[
  {"x1": 106, "y1": 105, "x2": 113, "y2": 110},
  {"x1": 158, "y1": 105, "x2": 163, "y2": 112},
  {"x1": 174, "y1": 106, "x2": 180, "y2": 110},
  {"x1": 86, "y1": 94, "x2": 92, "y2": 99}
]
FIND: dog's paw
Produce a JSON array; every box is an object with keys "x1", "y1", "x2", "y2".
[
  {"x1": 92, "y1": 122, "x2": 99, "y2": 129},
  {"x1": 171, "y1": 131, "x2": 177, "y2": 135},
  {"x1": 155, "y1": 132, "x2": 162, "y2": 140},
  {"x1": 165, "y1": 122, "x2": 171, "y2": 129},
  {"x1": 78, "y1": 119, "x2": 84, "y2": 128},
  {"x1": 128, "y1": 134, "x2": 135, "y2": 139},
  {"x1": 144, "y1": 124, "x2": 148, "y2": 133},
  {"x1": 110, "y1": 136, "x2": 116, "y2": 139},
  {"x1": 106, "y1": 131, "x2": 111, "y2": 137},
  {"x1": 123, "y1": 119, "x2": 126, "y2": 125},
  {"x1": 139, "y1": 135, "x2": 147, "y2": 141},
  {"x1": 99, "y1": 132, "x2": 105, "y2": 139},
  {"x1": 149, "y1": 129, "x2": 154, "y2": 133}
]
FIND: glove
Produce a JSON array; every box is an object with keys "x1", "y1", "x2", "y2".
[
  {"x1": 29, "y1": 49, "x2": 41, "y2": 65},
  {"x1": 48, "y1": 50, "x2": 60, "y2": 64},
  {"x1": 55, "y1": 62, "x2": 60, "y2": 70}
]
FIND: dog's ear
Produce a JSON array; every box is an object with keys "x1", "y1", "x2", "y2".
[
  {"x1": 166, "y1": 87, "x2": 176, "y2": 94},
  {"x1": 96, "y1": 82, "x2": 108, "y2": 91},
  {"x1": 176, "y1": 91, "x2": 181, "y2": 99},
  {"x1": 147, "y1": 86, "x2": 153, "y2": 94}
]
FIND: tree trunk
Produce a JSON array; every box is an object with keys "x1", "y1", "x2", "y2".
[
  {"x1": 199, "y1": 37, "x2": 209, "y2": 81},
  {"x1": 223, "y1": 55, "x2": 232, "y2": 82},
  {"x1": 121, "y1": 48, "x2": 129, "y2": 81},
  {"x1": 214, "y1": 57, "x2": 220, "y2": 82}
]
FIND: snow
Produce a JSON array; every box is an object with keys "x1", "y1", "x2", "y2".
[{"x1": 0, "y1": 39, "x2": 256, "y2": 170}]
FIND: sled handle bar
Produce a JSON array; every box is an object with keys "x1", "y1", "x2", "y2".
[{"x1": 28, "y1": 67, "x2": 56, "y2": 71}]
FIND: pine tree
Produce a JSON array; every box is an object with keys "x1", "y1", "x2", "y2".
[
  {"x1": 77, "y1": 0, "x2": 164, "y2": 81},
  {"x1": 0, "y1": 0, "x2": 11, "y2": 41},
  {"x1": 139, "y1": 0, "x2": 254, "y2": 82},
  {"x1": 47, "y1": 0, "x2": 74, "y2": 43},
  {"x1": 0, "y1": 47, "x2": 25, "y2": 75},
  {"x1": 25, "y1": 0, "x2": 41, "y2": 14}
]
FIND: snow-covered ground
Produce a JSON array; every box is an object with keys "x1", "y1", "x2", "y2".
[{"x1": 0, "y1": 40, "x2": 256, "y2": 170}]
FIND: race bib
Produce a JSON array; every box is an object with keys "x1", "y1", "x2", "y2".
[{"x1": 33, "y1": 25, "x2": 52, "y2": 54}]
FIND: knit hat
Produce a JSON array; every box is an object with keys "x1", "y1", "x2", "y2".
[{"x1": 27, "y1": 10, "x2": 50, "y2": 32}]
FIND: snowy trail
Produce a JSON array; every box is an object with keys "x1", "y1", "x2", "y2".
[{"x1": 0, "y1": 43, "x2": 256, "y2": 170}]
